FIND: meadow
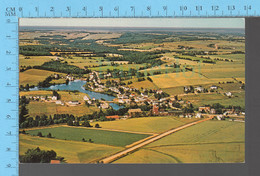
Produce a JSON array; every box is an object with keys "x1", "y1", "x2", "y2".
[
  {"x1": 26, "y1": 126, "x2": 151, "y2": 147},
  {"x1": 19, "y1": 69, "x2": 66, "y2": 86},
  {"x1": 90, "y1": 116, "x2": 198, "y2": 134},
  {"x1": 19, "y1": 134, "x2": 123, "y2": 163},
  {"x1": 114, "y1": 121, "x2": 245, "y2": 163}
]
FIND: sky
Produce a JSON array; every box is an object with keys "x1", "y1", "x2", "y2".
[{"x1": 20, "y1": 18, "x2": 245, "y2": 28}]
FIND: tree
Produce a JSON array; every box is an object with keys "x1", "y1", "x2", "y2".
[
  {"x1": 65, "y1": 79, "x2": 69, "y2": 85},
  {"x1": 67, "y1": 119, "x2": 73, "y2": 126},
  {"x1": 95, "y1": 123, "x2": 100, "y2": 128},
  {"x1": 82, "y1": 138, "x2": 85, "y2": 142},
  {"x1": 47, "y1": 133, "x2": 52, "y2": 138},
  {"x1": 37, "y1": 132, "x2": 43, "y2": 137},
  {"x1": 82, "y1": 121, "x2": 92, "y2": 127},
  {"x1": 19, "y1": 147, "x2": 63, "y2": 163}
]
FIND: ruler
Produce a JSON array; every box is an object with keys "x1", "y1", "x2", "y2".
[{"x1": 0, "y1": 0, "x2": 258, "y2": 175}]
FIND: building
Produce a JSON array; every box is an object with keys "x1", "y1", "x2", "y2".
[
  {"x1": 68, "y1": 101, "x2": 79, "y2": 106},
  {"x1": 105, "y1": 115, "x2": 120, "y2": 120},
  {"x1": 199, "y1": 106, "x2": 211, "y2": 113},
  {"x1": 225, "y1": 92, "x2": 232, "y2": 97},
  {"x1": 196, "y1": 113, "x2": 202, "y2": 118},
  {"x1": 210, "y1": 108, "x2": 216, "y2": 114},
  {"x1": 210, "y1": 85, "x2": 218, "y2": 90},
  {"x1": 152, "y1": 105, "x2": 159, "y2": 115},
  {"x1": 100, "y1": 102, "x2": 109, "y2": 109},
  {"x1": 83, "y1": 96, "x2": 89, "y2": 101},
  {"x1": 52, "y1": 96, "x2": 57, "y2": 101},
  {"x1": 195, "y1": 86, "x2": 204, "y2": 93},
  {"x1": 128, "y1": 108, "x2": 142, "y2": 117}
]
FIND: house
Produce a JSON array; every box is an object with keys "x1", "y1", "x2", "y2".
[
  {"x1": 156, "y1": 90, "x2": 163, "y2": 94},
  {"x1": 68, "y1": 101, "x2": 79, "y2": 105},
  {"x1": 152, "y1": 105, "x2": 159, "y2": 115},
  {"x1": 52, "y1": 96, "x2": 57, "y2": 101},
  {"x1": 50, "y1": 160, "x2": 60, "y2": 164},
  {"x1": 210, "y1": 85, "x2": 218, "y2": 90},
  {"x1": 100, "y1": 102, "x2": 109, "y2": 109},
  {"x1": 195, "y1": 86, "x2": 204, "y2": 93},
  {"x1": 128, "y1": 108, "x2": 142, "y2": 117},
  {"x1": 83, "y1": 96, "x2": 89, "y2": 101},
  {"x1": 225, "y1": 92, "x2": 232, "y2": 97},
  {"x1": 210, "y1": 108, "x2": 216, "y2": 114},
  {"x1": 55, "y1": 100, "x2": 64, "y2": 105},
  {"x1": 106, "y1": 115, "x2": 120, "y2": 119},
  {"x1": 40, "y1": 96, "x2": 46, "y2": 101},
  {"x1": 196, "y1": 113, "x2": 202, "y2": 118},
  {"x1": 199, "y1": 106, "x2": 211, "y2": 113},
  {"x1": 216, "y1": 115, "x2": 223, "y2": 121},
  {"x1": 118, "y1": 99, "x2": 124, "y2": 104},
  {"x1": 184, "y1": 86, "x2": 192, "y2": 92}
]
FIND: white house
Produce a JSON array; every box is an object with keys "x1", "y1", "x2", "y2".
[
  {"x1": 83, "y1": 96, "x2": 89, "y2": 101},
  {"x1": 225, "y1": 92, "x2": 232, "y2": 97},
  {"x1": 52, "y1": 96, "x2": 57, "y2": 101},
  {"x1": 210, "y1": 85, "x2": 218, "y2": 90}
]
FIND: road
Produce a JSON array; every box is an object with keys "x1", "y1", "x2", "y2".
[{"x1": 99, "y1": 116, "x2": 213, "y2": 163}]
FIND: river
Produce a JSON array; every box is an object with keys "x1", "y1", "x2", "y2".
[{"x1": 30, "y1": 80, "x2": 123, "y2": 110}]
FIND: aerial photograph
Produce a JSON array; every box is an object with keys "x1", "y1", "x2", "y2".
[{"x1": 19, "y1": 18, "x2": 245, "y2": 164}]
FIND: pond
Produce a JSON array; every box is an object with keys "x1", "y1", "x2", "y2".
[{"x1": 30, "y1": 80, "x2": 124, "y2": 110}]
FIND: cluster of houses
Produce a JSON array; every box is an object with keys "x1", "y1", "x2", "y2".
[{"x1": 184, "y1": 85, "x2": 218, "y2": 93}]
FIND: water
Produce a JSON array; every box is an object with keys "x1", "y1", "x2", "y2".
[{"x1": 30, "y1": 80, "x2": 123, "y2": 110}]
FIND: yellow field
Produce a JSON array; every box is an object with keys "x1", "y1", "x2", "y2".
[
  {"x1": 20, "y1": 134, "x2": 123, "y2": 163},
  {"x1": 19, "y1": 69, "x2": 66, "y2": 86},
  {"x1": 151, "y1": 72, "x2": 234, "y2": 89},
  {"x1": 114, "y1": 121, "x2": 245, "y2": 163},
  {"x1": 20, "y1": 90, "x2": 97, "y2": 117},
  {"x1": 19, "y1": 55, "x2": 57, "y2": 67},
  {"x1": 90, "y1": 116, "x2": 198, "y2": 134}
]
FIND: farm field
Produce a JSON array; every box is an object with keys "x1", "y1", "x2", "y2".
[
  {"x1": 114, "y1": 121, "x2": 244, "y2": 163},
  {"x1": 19, "y1": 134, "x2": 123, "y2": 163},
  {"x1": 151, "y1": 72, "x2": 234, "y2": 89},
  {"x1": 27, "y1": 101, "x2": 98, "y2": 117},
  {"x1": 19, "y1": 69, "x2": 66, "y2": 86},
  {"x1": 90, "y1": 116, "x2": 198, "y2": 134},
  {"x1": 20, "y1": 90, "x2": 98, "y2": 117},
  {"x1": 25, "y1": 126, "x2": 151, "y2": 147}
]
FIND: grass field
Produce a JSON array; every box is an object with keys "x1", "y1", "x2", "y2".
[
  {"x1": 27, "y1": 101, "x2": 98, "y2": 117},
  {"x1": 20, "y1": 134, "x2": 123, "y2": 163},
  {"x1": 26, "y1": 126, "x2": 150, "y2": 147},
  {"x1": 114, "y1": 121, "x2": 244, "y2": 163},
  {"x1": 19, "y1": 69, "x2": 66, "y2": 86},
  {"x1": 151, "y1": 72, "x2": 234, "y2": 89},
  {"x1": 19, "y1": 55, "x2": 58, "y2": 67},
  {"x1": 90, "y1": 116, "x2": 198, "y2": 134},
  {"x1": 20, "y1": 90, "x2": 98, "y2": 117}
]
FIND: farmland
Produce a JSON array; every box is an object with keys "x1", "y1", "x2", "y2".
[
  {"x1": 114, "y1": 121, "x2": 244, "y2": 163},
  {"x1": 20, "y1": 134, "x2": 123, "y2": 163},
  {"x1": 90, "y1": 116, "x2": 198, "y2": 134},
  {"x1": 25, "y1": 126, "x2": 151, "y2": 147}
]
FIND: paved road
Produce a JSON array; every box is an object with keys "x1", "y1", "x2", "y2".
[{"x1": 99, "y1": 116, "x2": 213, "y2": 163}]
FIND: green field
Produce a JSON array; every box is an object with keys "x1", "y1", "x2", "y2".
[
  {"x1": 20, "y1": 134, "x2": 123, "y2": 163},
  {"x1": 114, "y1": 121, "x2": 244, "y2": 163},
  {"x1": 19, "y1": 69, "x2": 66, "y2": 86},
  {"x1": 26, "y1": 126, "x2": 150, "y2": 147},
  {"x1": 90, "y1": 116, "x2": 198, "y2": 134}
]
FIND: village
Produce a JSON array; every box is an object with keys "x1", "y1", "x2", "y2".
[{"x1": 21, "y1": 70, "x2": 245, "y2": 123}]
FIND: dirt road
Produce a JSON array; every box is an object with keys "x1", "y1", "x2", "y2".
[{"x1": 99, "y1": 116, "x2": 213, "y2": 163}]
